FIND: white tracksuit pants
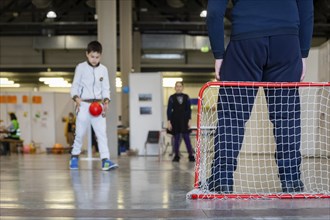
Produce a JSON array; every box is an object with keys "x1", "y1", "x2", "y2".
[{"x1": 71, "y1": 101, "x2": 110, "y2": 159}]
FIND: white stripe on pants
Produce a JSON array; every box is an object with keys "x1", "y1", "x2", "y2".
[{"x1": 71, "y1": 101, "x2": 110, "y2": 159}]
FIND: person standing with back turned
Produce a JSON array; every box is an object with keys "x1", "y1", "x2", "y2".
[
  {"x1": 206, "y1": 0, "x2": 313, "y2": 193},
  {"x1": 70, "y1": 40, "x2": 118, "y2": 171}
]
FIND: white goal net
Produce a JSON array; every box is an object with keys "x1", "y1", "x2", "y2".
[{"x1": 187, "y1": 82, "x2": 330, "y2": 199}]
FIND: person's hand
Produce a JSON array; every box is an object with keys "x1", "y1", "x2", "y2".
[
  {"x1": 167, "y1": 121, "x2": 172, "y2": 131},
  {"x1": 74, "y1": 97, "x2": 81, "y2": 113},
  {"x1": 300, "y1": 58, "x2": 306, "y2": 81},
  {"x1": 75, "y1": 97, "x2": 81, "y2": 106},
  {"x1": 215, "y1": 59, "x2": 223, "y2": 81},
  {"x1": 188, "y1": 120, "x2": 191, "y2": 129},
  {"x1": 103, "y1": 100, "x2": 109, "y2": 112}
]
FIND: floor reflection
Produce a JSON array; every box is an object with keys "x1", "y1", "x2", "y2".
[{"x1": 0, "y1": 154, "x2": 329, "y2": 219}]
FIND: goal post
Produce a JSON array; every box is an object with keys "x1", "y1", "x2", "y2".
[{"x1": 187, "y1": 81, "x2": 330, "y2": 199}]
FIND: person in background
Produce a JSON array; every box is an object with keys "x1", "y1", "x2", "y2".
[
  {"x1": 70, "y1": 40, "x2": 118, "y2": 171},
  {"x1": 206, "y1": 0, "x2": 313, "y2": 193},
  {"x1": 167, "y1": 81, "x2": 195, "y2": 162},
  {"x1": 1, "y1": 113, "x2": 20, "y2": 155},
  {"x1": 64, "y1": 112, "x2": 76, "y2": 147},
  {"x1": 91, "y1": 126, "x2": 99, "y2": 154}
]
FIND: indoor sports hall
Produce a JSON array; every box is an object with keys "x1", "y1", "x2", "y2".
[{"x1": 1, "y1": 0, "x2": 330, "y2": 219}]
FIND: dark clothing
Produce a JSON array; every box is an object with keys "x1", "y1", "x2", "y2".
[
  {"x1": 173, "y1": 133, "x2": 194, "y2": 158},
  {"x1": 207, "y1": 0, "x2": 314, "y2": 59},
  {"x1": 167, "y1": 93, "x2": 194, "y2": 158},
  {"x1": 206, "y1": 0, "x2": 313, "y2": 192},
  {"x1": 213, "y1": 87, "x2": 301, "y2": 185},
  {"x1": 2, "y1": 136, "x2": 20, "y2": 155},
  {"x1": 167, "y1": 93, "x2": 192, "y2": 135},
  {"x1": 68, "y1": 121, "x2": 75, "y2": 133},
  {"x1": 210, "y1": 36, "x2": 304, "y2": 188},
  {"x1": 220, "y1": 35, "x2": 303, "y2": 82}
]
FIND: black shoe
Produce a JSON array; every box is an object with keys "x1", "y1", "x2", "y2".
[
  {"x1": 188, "y1": 155, "x2": 195, "y2": 162},
  {"x1": 172, "y1": 156, "x2": 180, "y2": 162},
  {"x1": 282, "y1": 180, "x2": 304, "y2": 193}
]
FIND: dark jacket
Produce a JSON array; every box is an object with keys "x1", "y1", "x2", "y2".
[{"x1": 207, "y1": 0, "x2": 314, "y2": 59}]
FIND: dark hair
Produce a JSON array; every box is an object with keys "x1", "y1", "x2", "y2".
[
  {"x1": 9, "y1": 113, "x2": 17, "y2": 120},
  {"x1": 175, "y1": 81, "x2": 184, "y2": 86},
  {"x1": 87, "y1": 41, "x2": 102, "y2": 54}
]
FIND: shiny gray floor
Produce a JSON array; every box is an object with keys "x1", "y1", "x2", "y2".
[{"x1": 0, "y1": 154, "x2": 329, "y2": 219}]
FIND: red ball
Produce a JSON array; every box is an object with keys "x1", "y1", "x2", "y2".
[{"x1": 89, "y1": 102, "x2": 103, "y2": 116}]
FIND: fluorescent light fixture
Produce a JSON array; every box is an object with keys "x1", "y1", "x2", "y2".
[
  {"x1": 48, "y1": 83, "x2": 71, "y2": 88},
  {"x1": 200, "y1": 10, "x2": 207, "y2": 18},
  {"x1": 39, "y1": 77, "x2": 71, "y2": 87},
  {"x1": 46, "y1": 10, "x2": 57, "y2": 18},
  {"x1": 0, "y1": 77, "x2": 20, "y2": 87},
  {"x1": 163, "y1": 77, "x2": 183, "y2": 87},
  {"x1": 142, "y1": 53, "x2": 184, "y2": 59},
  {"x1": 39, "y1": 77, "x2": 63, "y2": 81},
  {"x1": 0, "y1": 78, "x2": 14, "y2": 85},
  {"x1": 39, "y1": 77, "x2": 66, "y2": 84},
  {"x1": 0, "y1": 84, "x2": 20, "y2": 88}
]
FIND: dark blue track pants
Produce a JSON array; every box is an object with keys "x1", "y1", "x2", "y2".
[
  {"x1": 173, "y1": 133, "x2": 194, "y2": 157},
  {"x1": 212, "y1": 35, "x2": 303, "y2": 186}
]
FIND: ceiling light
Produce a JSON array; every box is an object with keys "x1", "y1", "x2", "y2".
[
  {"x1": 0, "y1": 84, "x2": 20, "y2": 88},
  {"x1": 46, "y1": 10, "x2": 57, "y2": 18},
  {"x1": 0, "y1": 77, "x2": 20, "y2": 87},
  {"x1": 39, "y1": 77, "x2": 71, "y2": 87},
  {"x1": 0, "y1": 78, "x2": 13, "y2": 85},
  {"x1": 200, "y1": 10, "x2": 207, "y2": 18},
  {"x1": 39, "y1": 77, "x2": 64, "y2": 83},
  {"x1": 48, "y1": 82, "x2": 71, "y2": 88},
  {"x1": 163, "y1": 77, "x2": 183, "y2": 87},
  {"x1": 142, "y1": 53, "x2": 184, "y2": 59}
]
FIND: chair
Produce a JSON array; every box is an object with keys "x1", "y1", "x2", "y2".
[{"x1": 144, "y1": 130, "x2": 160, "y2": 156}]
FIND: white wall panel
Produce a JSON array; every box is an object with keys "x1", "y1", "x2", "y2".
[
  {"x1": 30, "y1": 92, "x2": 56, "y2": 150},
  {"x1": 318, "y1": 40, "x2": 330, "y2": 82},
  {"x1": 129, "y1": 72, "x2": 163, "y2": 155},
  {"x1": 54, "y1": 93, "x2": 75, "y2": 147}
]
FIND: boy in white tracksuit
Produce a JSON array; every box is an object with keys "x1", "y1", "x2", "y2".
[{"x1": 69, "y1": 40, "x2": 118, "y2": 171}]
